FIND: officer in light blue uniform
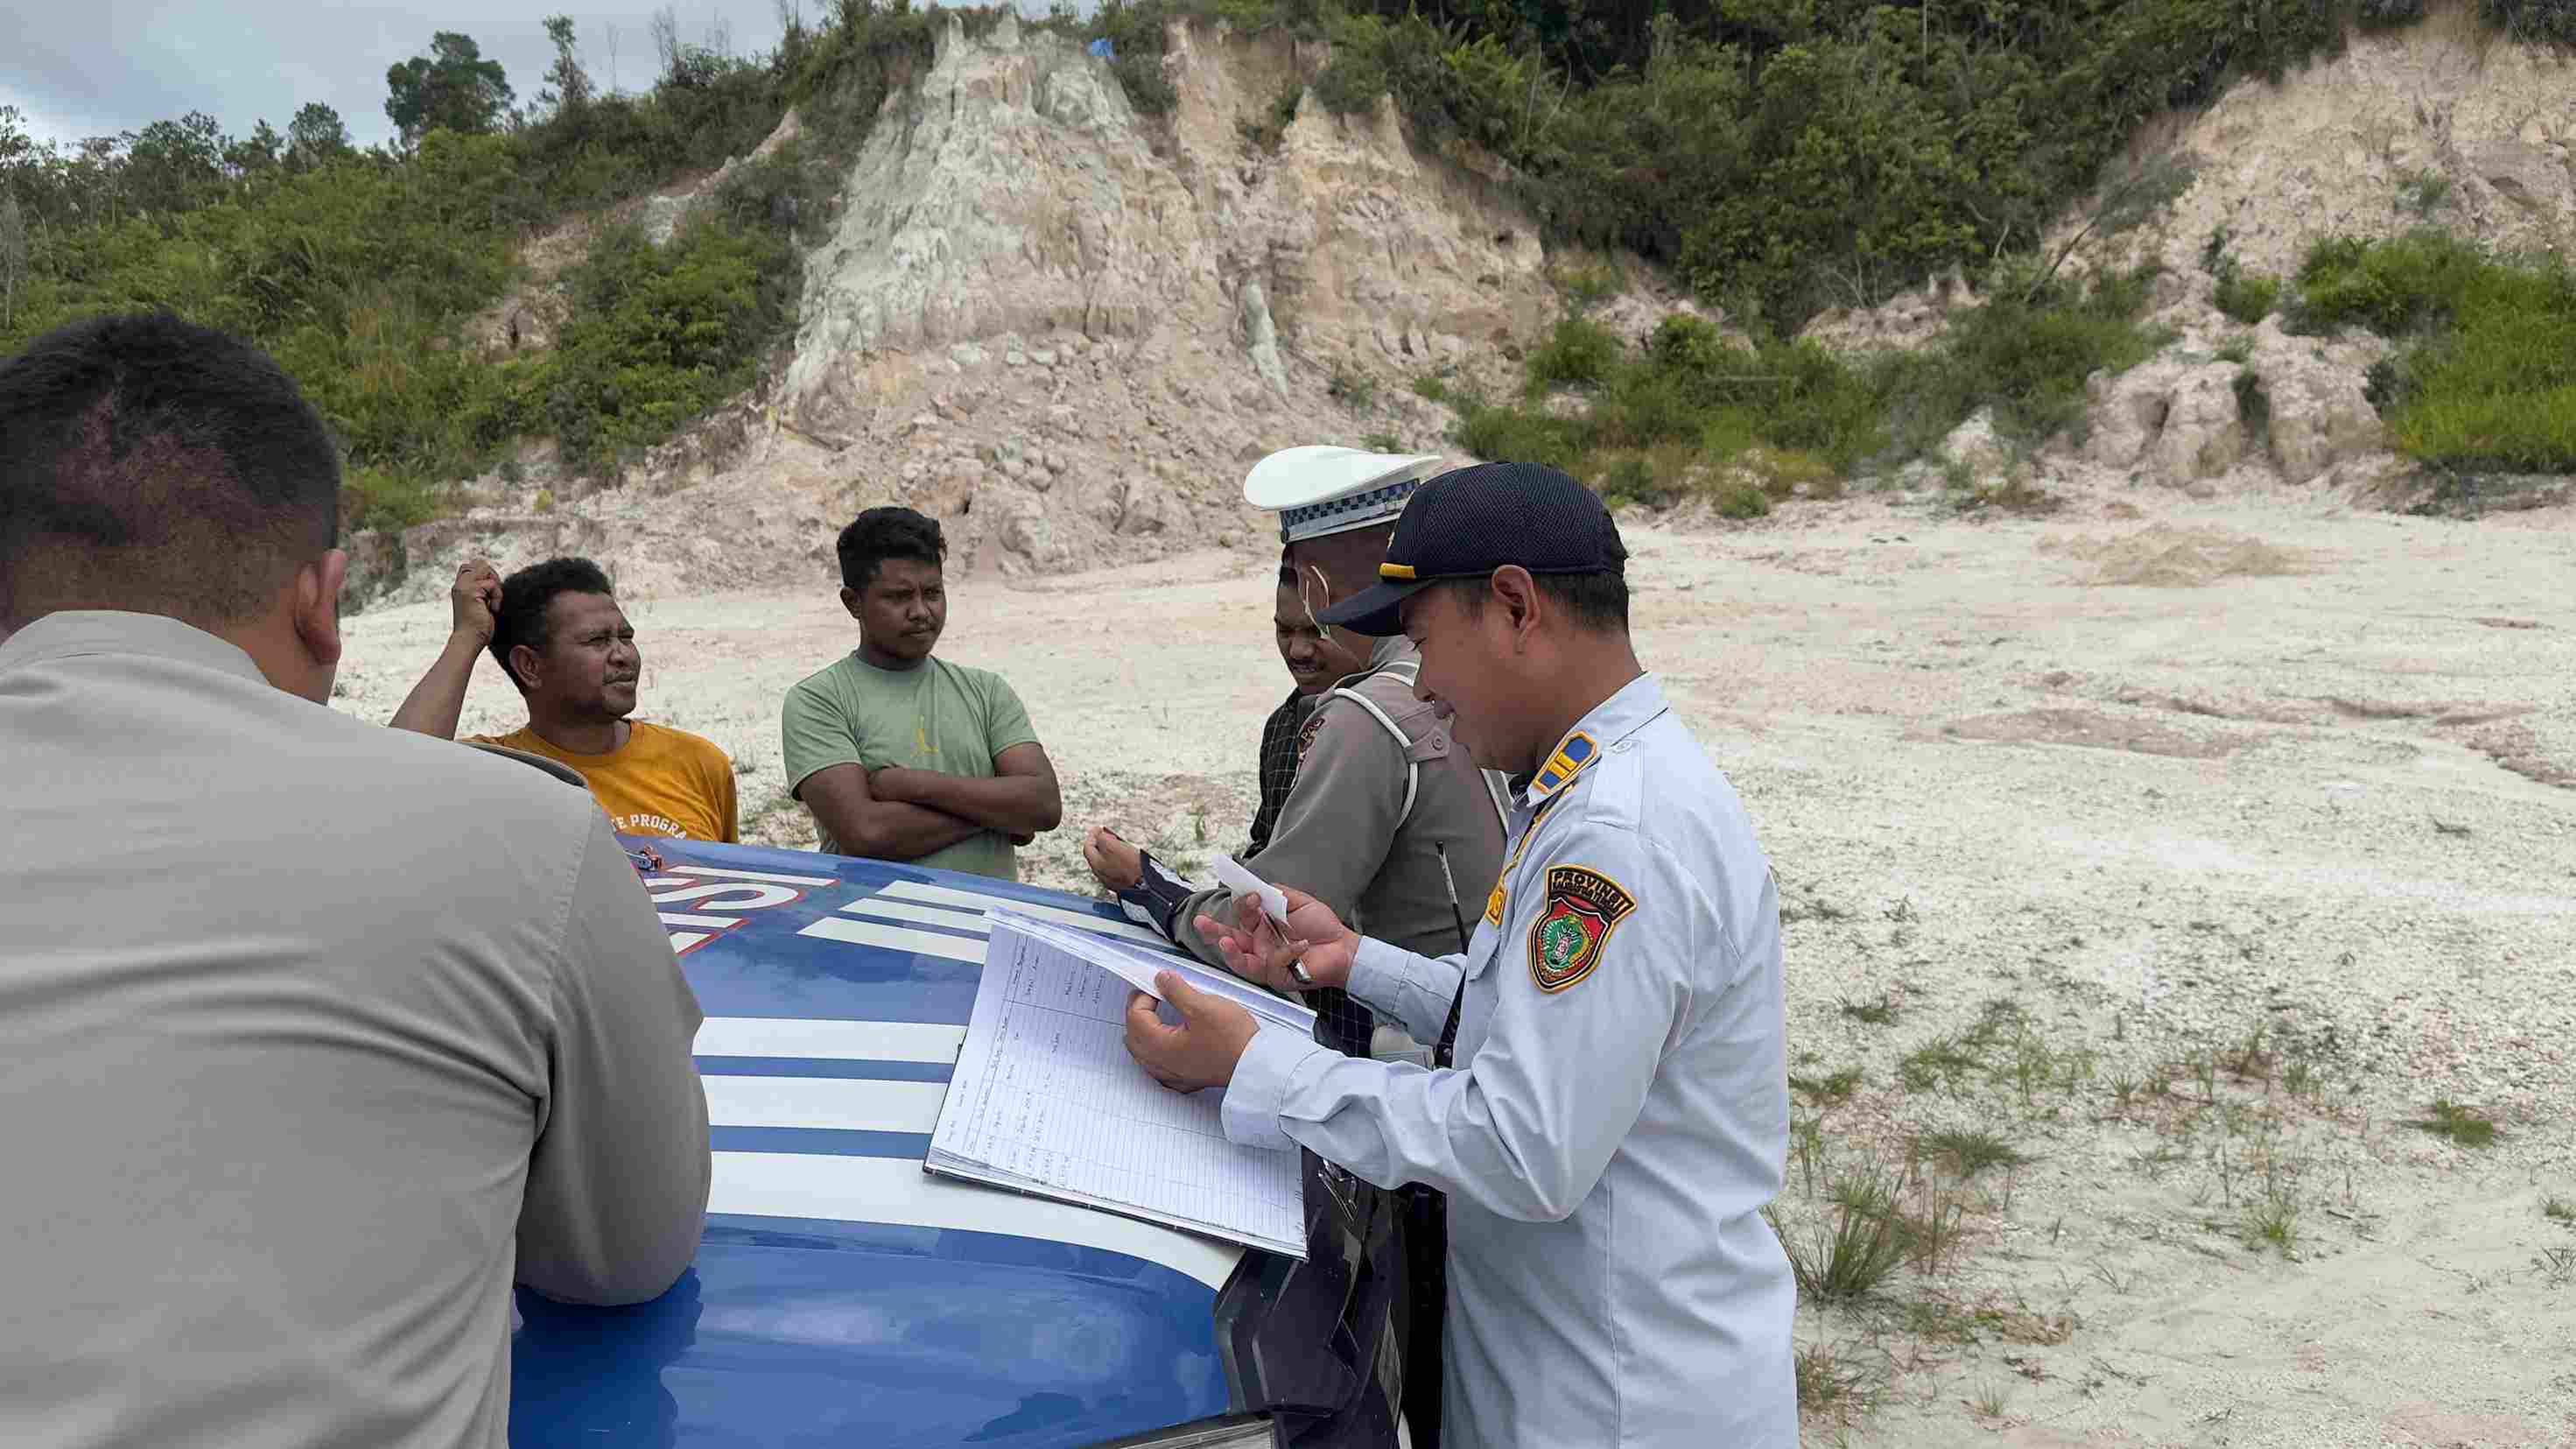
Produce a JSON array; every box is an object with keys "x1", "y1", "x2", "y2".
[{"x1": 1120, "y1": 461, "x2": 1796, "y2": 1448}]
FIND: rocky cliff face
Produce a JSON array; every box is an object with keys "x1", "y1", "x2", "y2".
[
  {"x1": 2130, "y1": 15, "x2": 2576, "y2": 284},
  {"x1": 770, "y1": 13, "x2": 1555, "y2": 580},
  {"x1": 2046, "y1": 17, "x2": 2575, "y2": 501},
  {"x1": 1821, "y1": 16, "x2": 2571, "y2": 507},
  {"x1": 356, "y1": 15, "x2": 1565, "y2": 608}
]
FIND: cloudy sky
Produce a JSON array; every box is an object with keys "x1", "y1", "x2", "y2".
[{"x1": 2, "y1": 3, "x2": 861, "y2": 150}]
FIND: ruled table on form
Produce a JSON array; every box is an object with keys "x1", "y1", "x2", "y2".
[{"x1": 926, "y1": 918, "x2": 1306, "y2": 1256}]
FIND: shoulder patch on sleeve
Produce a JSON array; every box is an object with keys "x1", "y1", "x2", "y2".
[
  {"x1": 1294, "y1": 707, "x2": 1328, "y2": 763},
  {"x1": 1527, "y1": 864, "x2": 1639, "y2": 993}
]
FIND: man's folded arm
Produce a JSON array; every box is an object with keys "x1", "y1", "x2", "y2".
[
  {"x1": 780, "y1": 679, "x2": 982, "y2": 860},
  {"x1": 517, "y1": 817, "x2": 712, "y2": 1305},
  {"x1": 877, "y1": 742, "x2": 1063, "y2": 836},
  {"x1": 798, "y1": 763, "x2": 986, "y2": 862}
]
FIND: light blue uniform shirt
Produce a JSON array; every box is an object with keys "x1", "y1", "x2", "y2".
[{"x1": 1223, "y1": 673, "x2": 1795, "y2": 1448}]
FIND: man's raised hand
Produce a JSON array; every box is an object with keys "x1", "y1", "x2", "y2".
[
  {"x1": 1193, "y1": 885, "x2": 1359, "y2": 995},
  {"x1": 450, "y1": 559, "x2": 502, "y2": 646}
]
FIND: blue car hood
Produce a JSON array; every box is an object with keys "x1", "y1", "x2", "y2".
[{"x1": 509, "y1": 840, "x2": 1244, "y2": 1449}]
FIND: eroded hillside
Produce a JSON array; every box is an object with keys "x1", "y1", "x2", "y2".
[{"x1": 352, "y1": 8, "x2": 2576, "y2": 611}]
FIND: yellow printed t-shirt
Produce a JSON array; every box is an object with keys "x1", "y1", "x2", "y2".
[{"x1": 470, "y1": 721, "x2": 739, "y2": 843}]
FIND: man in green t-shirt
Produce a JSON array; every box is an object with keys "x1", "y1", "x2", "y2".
[{"x1": 781, "y1": 507, "x2": 1062, "y2": 880}]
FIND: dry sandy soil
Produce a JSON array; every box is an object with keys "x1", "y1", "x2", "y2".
[{"x1": 335, "y1": 477, "x2": 2576, "y2": 1447}]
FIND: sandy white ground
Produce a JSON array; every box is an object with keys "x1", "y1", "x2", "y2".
[{"x1": 336, "y1": 478, "x2": 2576, "y2": 1446}]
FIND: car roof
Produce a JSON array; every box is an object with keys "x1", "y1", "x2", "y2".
[{"x1": 508, "y1": 838, "x2": 1242, "y2": 1448}]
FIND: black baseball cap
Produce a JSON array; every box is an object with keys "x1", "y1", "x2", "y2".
[{"x1": 1316, "y1": 461, "x2": 1627, "y2": 636}]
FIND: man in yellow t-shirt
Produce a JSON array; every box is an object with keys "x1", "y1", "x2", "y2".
[{"x1": 390, "y1": 557, "x2": 738, "y2": 843}]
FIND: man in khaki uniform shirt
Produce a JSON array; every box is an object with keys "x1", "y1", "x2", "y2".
[
  {"x1": 1084, "y1": 448, "x2": 1508, "y2": 1057},
  {"x1": 0, "y1": 314, "x2": 711, "y2": 1449}
]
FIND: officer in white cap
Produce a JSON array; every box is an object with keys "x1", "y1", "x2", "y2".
[
  {"x1": 1120, "y1": 461, "x2": 1798, "y2": 1448},
  {"x1": 1083, "y1": 446, "x2": 1509, "y2": 1061}
]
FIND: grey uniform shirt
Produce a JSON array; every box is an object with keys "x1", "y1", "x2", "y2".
[
  {"x1": 1174, "y1": 636, "x2": 1507, "y2": 966},
  {"x1": 1221, "y1": 673, "x2": 1796, "y2": 1448},
  {"x1": 0, "y1": 613, "x2": 711, "y2": 1449}
]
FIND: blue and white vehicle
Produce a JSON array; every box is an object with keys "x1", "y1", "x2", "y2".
[{"x1": 507, "y1": 836, "x2": 1409, "y2": 1449}]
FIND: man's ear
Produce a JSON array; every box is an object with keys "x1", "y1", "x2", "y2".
[
  {"x1": 293, "y1": 550, "x2": 347, "y2": 674},
  {"x1": 839, "y1": 584, "x2": 864, "y2": 621},
  {"x1": 1489, "y1": 566, "x2": 1542, "y2": 651},
  {"x1": 508, "y1": 643, "x2": 544, "y2": 693}
]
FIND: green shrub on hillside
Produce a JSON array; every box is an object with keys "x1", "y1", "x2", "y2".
[
  {"x1": 2319, "y1": 240, "x2": 2576, "y2": 471},
  {"x1": 2291, "y1": 230, "x2": 2489, "y2": 335},
  {"x1": 1712, "y1": 476, "x2": 1773, "y2": 520},
  {"x1": 1286, "y1": 1, "x2": 2386, "y2": 334},
  {"x1": 790, "y1": 4, "x2": 945, "y2": 144},
  {"x1": 2215, "y1": 263, "x2": 2281, "y2": 324},
  {"x1": 540, "y1": 218, "x2": 793, "y2": 470},
  {"x1": 2484, "y1": 0, "x2": 2576, "y2": 43},
  {"x1": 1442, "y1": 264, "x2": 2160, "y2": 506},
  {"x1": 1527, "y1": 316, "x2": 1622, "y2": 389}
]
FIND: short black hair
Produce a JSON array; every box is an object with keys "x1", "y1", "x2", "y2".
[
  {"x1": 0, "y1": 313, "x2": 340, "y2": 625},
  {"x1": 1444, "y1": 569, "x2": 1630, "y2": 633},
  {"x1": 488, "y1": 556, "x2": 614, "y2": 693},
  {"x1": 838, "y1": 506, "x2": 945, "y2": 590},
  {"x1": 1278, "y1": 546, "x2": 1296, "y2": 587}
]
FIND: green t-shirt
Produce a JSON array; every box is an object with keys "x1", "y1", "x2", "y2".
[{"x1": 780, "y1": 652, "x2": 1041, "y2": 880}]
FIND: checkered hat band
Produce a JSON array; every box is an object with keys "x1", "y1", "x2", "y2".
[{"x1": 1279, "y1": 480, "x2": 1421, "y2": 544}]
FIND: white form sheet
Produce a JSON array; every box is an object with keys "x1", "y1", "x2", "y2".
[
  {"x1": 925, "y1": 916, "x2": 1309, "y2": 1259},
  {"x1": 986, "y1": 911, "x2": 1319, "y2": 1037}
]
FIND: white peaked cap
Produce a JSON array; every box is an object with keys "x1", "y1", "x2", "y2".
[{"x1": 1242, "y1": 446, "x2": 1447, "y2": 545}]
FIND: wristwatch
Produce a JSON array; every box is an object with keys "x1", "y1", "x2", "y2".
[{"x1": 1110, "y1": 849, "x2": 1194, "y2": 938}]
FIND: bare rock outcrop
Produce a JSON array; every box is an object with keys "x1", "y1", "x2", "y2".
[
  {"x1": 2089, "y1": 21, "x2": 2576, "y2": 282},
  {"x1": 1798, "y1": 268, "x2": 1980, "y2": 353},
  {"x1": 2086, "y1": 360, "x2": 2247, "y2": 485},
  {"x1": 2077, "y1": 310, "x2": 2389, "y2": 491},
  {"x1": 761, "y1": 15, "x2": 1555, "y2": 580},
  {"x1": 1590, "y1": 290, "x2": 1736, "y2": 350},
  {"x1": 1939, "y1": 409, "x2": 2014, "y2": 480},
  {"x1": 2245, "y1": 318, "x2": 2390, "y2": 483}
]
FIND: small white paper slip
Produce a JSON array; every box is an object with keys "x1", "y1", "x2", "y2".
[{"x1": 1211, "y1": 853, "x2": 1292, "y2": 932}]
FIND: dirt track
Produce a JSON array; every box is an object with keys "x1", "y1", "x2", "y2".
[{"x1": 336, "y1": 479, "x2": 2576, "y2": 1445}]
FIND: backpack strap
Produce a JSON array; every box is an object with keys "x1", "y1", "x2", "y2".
[{"x1": 1325, "y1": 661, "x2": 1421, "y2": 826}]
